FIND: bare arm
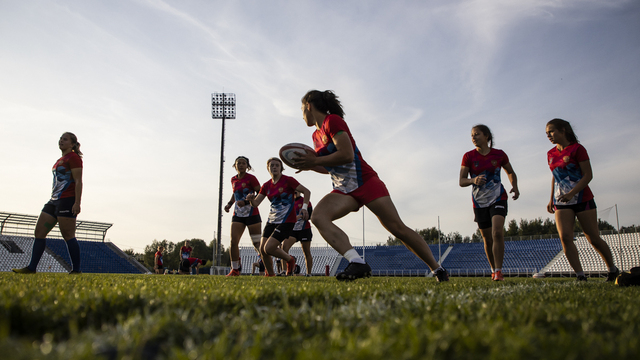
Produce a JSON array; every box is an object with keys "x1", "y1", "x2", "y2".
[
  {"x1": 547, "y1": 177, "x2": 555, "y2": 214},
  {"x1": 459, "y1": 166, "x2": 485, "y2": 187},
  {"x1": 294, "y1": 132, "x2": 354, "y2": 170},
  {"x1": 224, "y1": 194, "x2": 235, "y2": 213},
  {"x1": 295, "y1": 184, "x2": 311, "y2": 221},
  {"x1": 246, "y1": 193, "x2": 266, "y2": 208},
  {"x1": 502, "y1": 162, "x2": 519, "y2": 200},
  {"x1": 557, "y1": 160, "x2": 593, "y2": 203},
  {"x1": 71, "y1": 167, "x2": 83, "y2": 215}
]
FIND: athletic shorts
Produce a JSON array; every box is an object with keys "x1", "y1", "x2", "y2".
[
  {"x1": 331, "y1": 176, "x2": 390, "y2": 209},
  {"x1": 258, "y1": 259, "x2": 265, "y2": 272},
  {"x1": 554, "y1": 199, "x2": 596, "y2": 213},
  {"x1": 232, "y1": 214, "x2": 261, "y2": 225},
  {"x1": 292, "y1": 228, "x2": 312, "y2": 242},
  {"x1": 474, "y1": 200, "x2": 508, "y2": 229},
  {"x1": 262, "y1": 222, "x2": 295, "y2": 242},
  {"x1": 42, "y1": 197, "x2": 77, "y2": 219}
]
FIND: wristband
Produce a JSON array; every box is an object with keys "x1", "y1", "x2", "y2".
[{"x1": 301, "y1": 203, "x2": 308, "y2": 211}]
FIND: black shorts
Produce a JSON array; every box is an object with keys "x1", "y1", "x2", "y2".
[
  {"x1": 258, "y1": 259, "x2": 265, "y2": 272},
  {"x1": 232, "y1": 214, "x2": 261, "y2": 226},
  {"x1": 262, "y1": 222, "x2": 295, "y2": 242},
  {"x1": 554, "y1": 199, "x2": 597, "y2": 213},
  {"x1": 292, "y1": 228, "x2": 313, "y2": 242},
  {"x1": 474, "y1": 200, "x2": 508, "y2": 230},
  {"x1": 42, "y1": 197, "x2": 77, "y2": 219}
]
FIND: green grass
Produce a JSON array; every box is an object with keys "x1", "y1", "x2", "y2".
[{"x1": 1, "y1": 273, "x2": 639, "y2": 359}]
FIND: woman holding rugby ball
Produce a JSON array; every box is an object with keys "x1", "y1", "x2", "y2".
[
  {"x1": 459, "y1": 125, "x2": 519, "y2": 281},
  {"x1": 545, "y1": 118, "x2": 618, "y2": 281},
  {"x1": 224, "y1": 156, "x2": 262, "y2": 277},
  {"x1": 245, "y1": 157, "x2": 311, "y2": 277},
  {"x1": 293, "y1": 90, "x2": 448, "y2": 281},
  {"x1": 13, "y1": 132, "x2": 84, "y2": 274}
]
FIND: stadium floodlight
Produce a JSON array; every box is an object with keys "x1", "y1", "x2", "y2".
[{"x1": 212, "y1": 92, "x2": 236, "y2": 269}]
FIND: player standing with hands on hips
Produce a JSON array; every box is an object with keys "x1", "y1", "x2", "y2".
[
  {"x1": 293, "y1": 90, "x2": 449, "y2": 281},
  {"x1": 459, "y1": 125, "x2": 519, "y2": 281},
  {"x1": 13, "y1": 132, "x2": 84, "y2": 274},
  {"x1": 245, "y1": 158, "x2": 311, "y2": 276},
  {"x1": 545, "y1": 118, "x2": 618, "y2": 281}
]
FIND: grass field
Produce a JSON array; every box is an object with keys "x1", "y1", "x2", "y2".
[{"x1": 1, "y1": 273, "x2": 639, "y2": 360}]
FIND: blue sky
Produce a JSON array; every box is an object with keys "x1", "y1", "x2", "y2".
[{"x1": 1, "y1": 0, "x2": 639, "y2": 253}]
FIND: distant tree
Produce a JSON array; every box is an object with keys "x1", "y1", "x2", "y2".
[
  {"x1": 207, "y1": 239, "x2": 230, "y2": 267},
  {"x1": 385, "y1": 236, "x2": 403, "y2": 246},
  {"x1": 144, "y1": 240, "x2": 177, "y2": 270}
]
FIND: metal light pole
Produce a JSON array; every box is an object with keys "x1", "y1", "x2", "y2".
[{"x1": 211, "y1": 93, "x2": 236, "y2": 268}]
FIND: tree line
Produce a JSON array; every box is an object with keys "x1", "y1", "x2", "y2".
[
  {"x1": 383, "y1": 217, "x2": 622, "y2": 246},
  {"x1": 123, "y1": 238, "x2": 229, "y2": 271}
]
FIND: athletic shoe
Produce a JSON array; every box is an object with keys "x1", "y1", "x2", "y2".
[
  {"x1": 433, "y1": 267, "x2": 449, "y2": 282},
  {"x1": 305, "y1": 274, "x2": 312, "y2": 277},
  {"x1": 336, "y1": 262, "x2": 372, "y2": 281},
  {"x1": 577, "y1": 275, "x2": 588, "y2": 281},
  {"x1": 226, "y1": 269, "x2": 240, "y2": 277},
  {"x1": 493, "y1": 270, "x2": 504, "y2": 281},
  {"x1": 491, "y1": 272, "x2": 495, "y2": 280},
  {"x1": 12, "y1": 267, "x2": 35, "y2": 274},
  {"x1": 68, "y1": 270, "x2": 82, "y2": 275},
  {"x1": 606, "y1": 268, "x2": 620, "y2": 282},
  {"x1": 285, "y1": 256, "x2": 296, "y2": 276},
  {"x1": 264, "y1": 273, "x2": 276, "y2": 277}
]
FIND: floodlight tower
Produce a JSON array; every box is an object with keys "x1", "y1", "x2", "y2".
[{"x1": 211, "y1": 92, "x2": 236, "y2": 268}]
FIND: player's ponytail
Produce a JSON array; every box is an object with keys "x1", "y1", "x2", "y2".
[
  {"x1": 547, "y1": 118, "x2": 579, "y2": 144},
  {"x1": 302, "y1": 90, "x2": 345, "y2": 118},
  {"x1": 64, "y1": 132, "x2": 83, "y2": 157}
]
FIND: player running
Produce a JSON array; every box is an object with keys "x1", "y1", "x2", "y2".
[
  {"x1": 545, "y1": 118, "x2": 618, "y2": 281},
  {"x1": 292, "y1": 90, "x2": 449, "y2": 281},
  {"x1": 246, "y1": 157, "x2": 311, "y2": 277},
  {"x1": 459, "y1": 124, "x2": 519, "y2": 281},
  {"x1": 13, "y1": 132, "x2": 84, "y2": 275},
  {"x1": 224, "y1": 156, "x2": 262, "y2": 277}
]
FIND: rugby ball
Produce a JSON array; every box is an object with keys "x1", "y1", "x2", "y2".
[{"x1": 279, "y1": 143, "x2": 328, "y2": 174}]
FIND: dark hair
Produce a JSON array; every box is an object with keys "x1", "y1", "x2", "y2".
[
  {"x1": 547, "y1": 118, "x2": 578, "y2": 144},
  {"x1": 266, "y1": 157, "x2": 284, "y2": 171},
  {"x1": 472, "y1": 124, "x2": 494, "y2": 148},
  {"x1": 233, "y1": 156, "x2": 252, "y2": 171},
  {"x1": 301, "y1": 90, "x2": 345, "y2": 118},
  {"x1": 63, "y1": 132, "x2": 83, "y2": 157}
]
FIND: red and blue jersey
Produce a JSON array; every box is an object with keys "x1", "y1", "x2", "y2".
[
  {"x1": 312, "y1": 114, "x2": 379, "y2": 194},
  {"x1": 259, "y1": 175, "x2": 300, "y2": 224},
  {"x1": 180, "y1": 246, "x2": 192, "y2": 260},
  {"x1": 231, "y1": 173, "x2": 261, "y2": 217},
  {"x1": 461, "y1": 148, "x2": 509, "y2": 208},
  {"x1": 292, "y1": 196, "x2": 312, "y2": 231},
  {"x1": 51, "y1": 152, "x2": 82, "y2": 201},
  {"x1": 155, "y1": 251, "x2": 163, "y2": 266},
  {"x1": 547, "y1": 143, "x2": 593, "y2": 205}
]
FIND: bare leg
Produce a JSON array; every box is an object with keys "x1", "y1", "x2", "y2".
[
  {"x1": 366, "y1": 196, "x2": 440, "y2": 270},
  {"x1": 311, "y1": 193, "x2": 359, "y2": 254},
  {"x1": 555, "y1": 209, "x2": 583, "y2": 273},
  {"x1": 491, "y1": 215, "x2": 506, "y2": 269},
  {"x1": 479, "y1": 227, "x2": 496, "y2": 270},
  {"x1": 301, "y1": 240, "x2": 313, "y2": 274},
  {"x1": 577, "y1": 209, "x2": 616, "y2": 269},
  {"x1": 229, "y1": 222, "x2": 246, "y2": 263}
]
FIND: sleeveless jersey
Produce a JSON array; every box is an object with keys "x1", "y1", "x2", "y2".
[
  {"x1": 51, "y1": 152, "x2": 83, "y2": 201},
  {"x1": 461, "y1": 148, "x2": 509, "y2": 208},
  {"x1": 312, "y1": 114, "x2": 379, "y2": 194},
  {"x1": 259, "y1": 175, "x2": 300, "y2": 224},
  {"x1": 547, "y1": 143, "x2": 593, "y2": 205},
  {"x1": 231, "y1": 173, "x2": 261, "y2": 217}
]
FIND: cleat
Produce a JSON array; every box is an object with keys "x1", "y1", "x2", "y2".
[
  {"x1": 491, "y1": 272, "x2": 495, "y2": 280},
  {"x1": 12, "y1": 267, "x2": 36, "y2": 274},
  {"x1": 285, "y1": 256, "x2": 296, "y2": 276},
  {"x1": 226, "y1": 269, "x2": 240, "y2": 277},
  {"x1": 336, "y1": 262, "x2": 371, "y2": 281},
  {"x1": 433, "y1": 267, "x2": 449, "y2": 282},
  {"x1": 264, "y1": 273, "x2": 276, "y2": 277},
  {"x1": 577, "y1": 275, "x2": 588, "y2": 281},
  {"x1": 493, "y1": 270, "x2": 504, "y2": 281},
  {"x1": 68, "y1": 270, "x2": 82, "y2": 275},
  {"x1": 606, "y1": 268, "x2": 620, "y2": 282}
]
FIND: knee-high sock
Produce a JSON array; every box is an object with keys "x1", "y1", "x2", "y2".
[
  {"x1": 27, "y1": 238, "x2": 47, "y2": 271},
  {"x1": 66, "y1": 238, "x2": 81, "y2": 271}
]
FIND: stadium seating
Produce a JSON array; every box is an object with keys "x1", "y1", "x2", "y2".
[{"x1": 0, "y1": 235, "x2": 148, "y2": 274}]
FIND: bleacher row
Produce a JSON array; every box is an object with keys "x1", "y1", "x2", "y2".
[
  {"x1": 241, "y1": 233, "x2": 640, "y2": 277},
  {"x1": 0, "y1": 235, "x2": 148, "y2": 274}
]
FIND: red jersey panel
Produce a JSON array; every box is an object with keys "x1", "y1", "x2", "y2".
[
  {"x1": 51, "y1": 152, "x2": 83, "y2": 200},
  {"x1": 547, "y1": 143, "x2": 593, "y2": 205},
  {"x1": 312, "y1": 114, "x2": 379, "y2": 194},
  {"x1": 461, "y1": 148, "x2": 509, "y2": 208},
  {"x1": 259, "y1": 175, "x2": 300, "y2": 224},
  {"x1": 231, "y1": 173, "x2": 261, "y2": 217}
]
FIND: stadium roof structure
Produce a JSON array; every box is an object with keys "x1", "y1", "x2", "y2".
[{"x1": 0, "y1": 211, "x2": 113, "y2": 242}]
